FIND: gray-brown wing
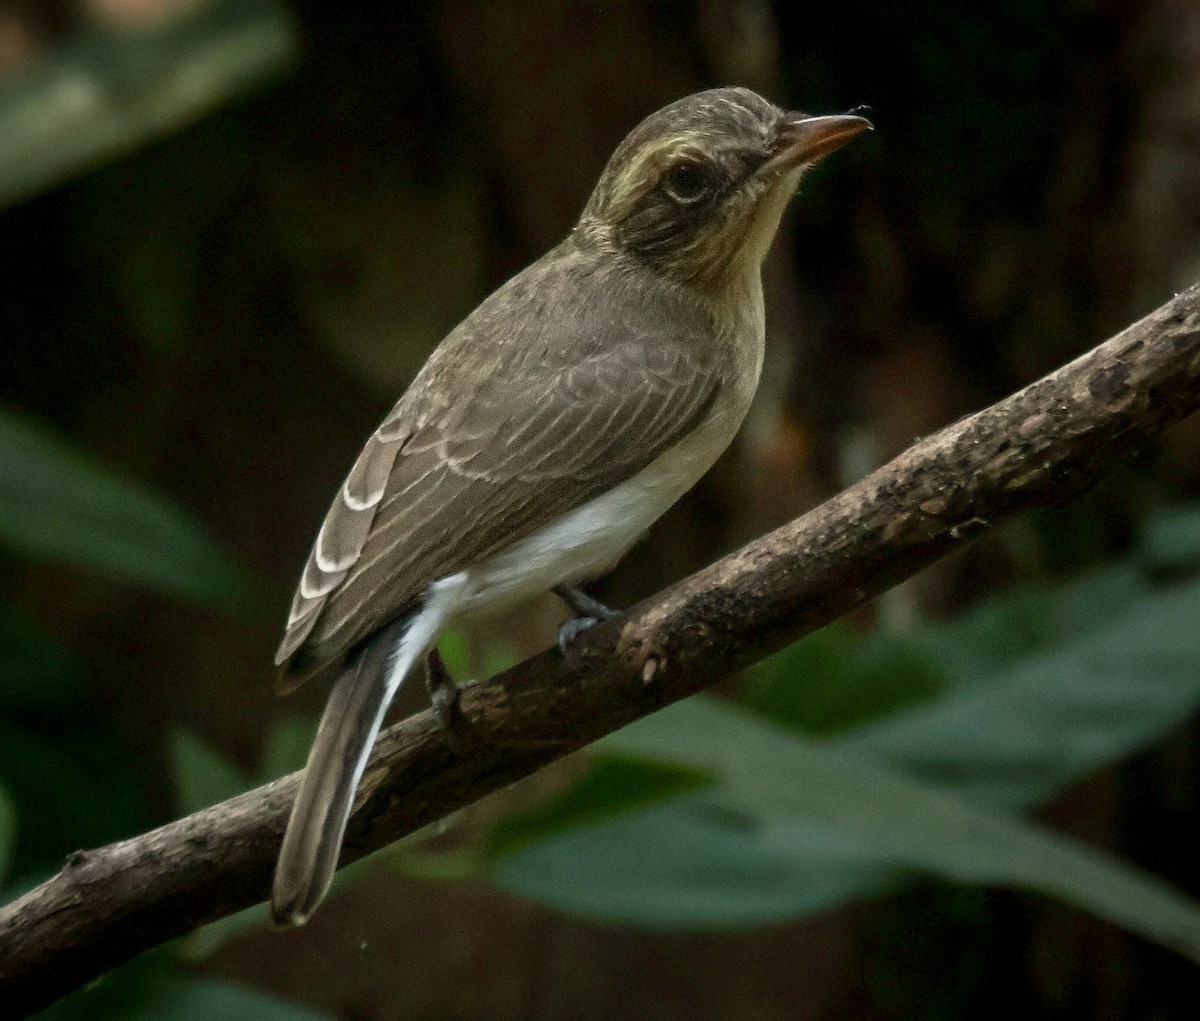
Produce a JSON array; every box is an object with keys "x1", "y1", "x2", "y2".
[{"x1": 276, "y1": 337, "x2": 718, "y2": 690}]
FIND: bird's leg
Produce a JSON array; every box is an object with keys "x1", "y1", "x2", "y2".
[
  {"x1": 553, "y1": 584, "x2": 619, "y2": 653},
  {"x1": 424, "y1": 647, "x2": 467, "y2": 748}
]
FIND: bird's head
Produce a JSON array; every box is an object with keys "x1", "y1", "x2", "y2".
[{"x1": 579, "y1": 87, "x2": 870, "y2": 289}]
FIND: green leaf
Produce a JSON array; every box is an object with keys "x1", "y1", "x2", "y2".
[
  {"x1": 259, "y1": 716, "x2": 318, "y2": 781},
  {"x1": 35, "y1": 954, "x2": 335, "y2": 1021},
  {"x1": 495, "y1": 697, "x2": 1200, "y2": 962},
  {"x1": 0, "y1": 405, "x2": 243, "y2": 604},
  {"x1": 388, "y1": 845, "x2": 484, "y2": 883},
  {"x1": 492, "y1": 792, "x2": 899, "y2": 928},
  {"x1": 179, "y1": 903, "x2": 270, "y2": 963},
  {"x1": 492, "y1": 571, "x2": 1200, "y2": 947},
  {"x1": 485, "y1": 755, "x2": 713, "y2": 859},
  {"x1": 918, "y1": 563, "x2": 1147, "y2": 680},
  {"x1": 1139, "y1": 503, "x2": 1200, "y2": 568},
  {"x1": 170, "y1": 731, "x2": 251, "y2": 815},
  {"x1": 742, "y1": 623, "x2": 948, "y2": 735},
  {"x1": 845, "y1": 575, "x2": 1200, "y2": 810},
  {"x1": 128, "y1": 979, "x2": 334, "y2": 1021},
  {"x1": 0, "y1": 595, "x2": 155, "y2": 881},
  {"x1": 740, "y1": 564, "x2": 1151, "y2": 741}
]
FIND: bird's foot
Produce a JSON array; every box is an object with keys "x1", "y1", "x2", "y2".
[
  {"x1": 424, "y1": 648, "x2": 469, "y2": 752},
  {"x1": 552, "y1": 584, "x2": 619, "y2": 656},
  {"x1": 557, "y1": 615, "x2": 599, "y2": 651}
]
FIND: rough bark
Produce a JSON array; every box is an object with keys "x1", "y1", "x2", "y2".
[{"x1": 2, "y1": 282, "x2": 1199, "y2": 1017}]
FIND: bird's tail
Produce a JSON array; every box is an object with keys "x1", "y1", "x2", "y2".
[{"x1": 271, "y1": 583, "x2": 461, "y2": 927}]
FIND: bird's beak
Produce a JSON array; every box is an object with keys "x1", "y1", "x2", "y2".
[{"x1": 761, "y1": 112, "x2": 872, "y2": 177}]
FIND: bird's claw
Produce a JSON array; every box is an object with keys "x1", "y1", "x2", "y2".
[
  {"x1": 557, "y1": 615, "x2": 598, "y2": 654},
  {"x1": 424, "y1": 648, "x2": 469, "y2": 751},
  {"x1": 553, "y1": 585, "x2": 619, "y2": 660}
]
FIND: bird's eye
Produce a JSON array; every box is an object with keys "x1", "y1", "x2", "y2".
[{"x1": 662, "y1": 160, "x2": 714, "y2": 204}]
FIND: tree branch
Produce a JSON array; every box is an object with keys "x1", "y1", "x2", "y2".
[{"x1": 4, "y1": 283, "x2": 1200, "y2": 1015}]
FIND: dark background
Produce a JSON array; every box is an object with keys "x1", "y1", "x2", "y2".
[{"x1": 2, "y1": 1, "x2": 1200, "y2": 1018}]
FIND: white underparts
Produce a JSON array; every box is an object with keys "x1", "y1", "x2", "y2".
[{"x1": 452, "y1": 394, "x2": 747, "y2": 619}]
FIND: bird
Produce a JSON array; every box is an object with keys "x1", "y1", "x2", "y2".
[{"x1": 270, "y1": 86, "x2": 870, "y2": 927}]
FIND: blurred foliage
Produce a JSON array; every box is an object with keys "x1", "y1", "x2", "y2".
[
  {"x1": 0, "y1": 597, "x2": 155, "y2": 879},
  {"x1": 0, "y1": 0, "x2": 1198, "y2": 1017},
  {"x1": 172, "y1": 716, "x2": 314, "y2": 818},
  {"x1": 7, "y1": 383, "x2": 1200, "y2": 1011},
  {"x1": 34, "y1": 951, "x2": 333, "y2": 1021},
  {"x1": 483, "y1": 508, "x2": 1200, "y2": 954},
  {"x1": 0, "y1": 405, "x2": 245, "y2": 604},
  {"x1": 0, "y1": 398, "x2": 271, "y2": 1019},
  {"x1": 485, "y1": 755, "x2": 714, "y2": 861},
  {"x1": 0, "y1": 404, "x2": 321, "y2": 1018},
  {"x1": 0, "y1": 0, "x2": 297, "y2": 211}
]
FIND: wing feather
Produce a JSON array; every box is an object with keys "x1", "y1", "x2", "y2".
[{"x1": 277, "y1": 249, "x2": 725, "y2": 688}]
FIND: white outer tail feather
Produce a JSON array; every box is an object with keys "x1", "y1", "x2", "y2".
[{"x1": 270, "y1": 573, "x2": 469, "y2": 927}]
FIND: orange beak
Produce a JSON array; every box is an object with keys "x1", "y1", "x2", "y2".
[{"x1": 762, "y1": 112, "x2": 872, "y2": 176}]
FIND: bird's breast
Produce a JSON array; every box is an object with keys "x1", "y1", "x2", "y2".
[{"x1": 454, "y1": 288, "x2": 766, "y2": 621}]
